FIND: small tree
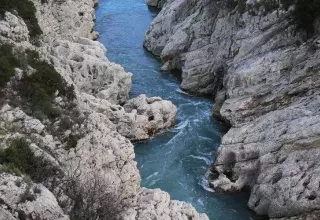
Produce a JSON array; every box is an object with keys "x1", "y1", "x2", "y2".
[{"x1": 63, "y1": 170, "x2": 122, "y2": 220}]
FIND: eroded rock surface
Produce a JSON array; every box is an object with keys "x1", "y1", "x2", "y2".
[
  {"x1": 0, "y1": 0, "x2": 206, "y2": 219},
  {"x1": 133, "y1": 188, "x2": 209, "y2": 220},
  {"x1": 145, "y1": 0, "x2": 320, "y2": 219},
  {"x1": 0, "y1": 173, "x2": 69, "y2": 220}
]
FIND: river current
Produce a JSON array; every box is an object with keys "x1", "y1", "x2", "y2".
[{"x1": 95, "y1": 1, "x2": 258, "y2": 219}]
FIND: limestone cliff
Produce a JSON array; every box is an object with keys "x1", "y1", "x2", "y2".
[
  {"x1": 144, "y1": 0, "x2": 320, "y2": 219},
  {"x1": 0, "y1": 0, "x2": 207, "y2": 219}
]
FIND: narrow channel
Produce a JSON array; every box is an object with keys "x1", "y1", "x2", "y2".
[{"x1": 95, "y1": 0, "x2": 258, "y2": 219}]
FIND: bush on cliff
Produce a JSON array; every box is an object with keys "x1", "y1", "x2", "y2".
[
  {"x1": 0, "y1": 138, "x2": 62, "y2": 183},
  {"x1": 0, "y1": 47, "x2": 75, "y2": 120},
  {"x1": 64, "y1": 171, "x2": 122, "y2": 220},
  {"x1": 0, "y1": 44, "x2": 20, "y2": 89},
  {"x1": 0, "y1": 138, "x2": 37, "y2": 176},
  {"x1": 0, "y1": 43, "x2": 75, "y2": 120},
  {"x1": 0, "y1": 0, "x2": 43, "y2": 39},
  {"x1": 15, "y1": 50, "x2": 74, "y2": 120}
]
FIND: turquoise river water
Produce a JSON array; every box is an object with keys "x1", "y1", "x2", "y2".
[{"x1": 95, "y1": 0, "x2": 260, "y2": 219}]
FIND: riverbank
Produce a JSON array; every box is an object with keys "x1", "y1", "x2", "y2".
[
  {"x1": 144, "y1": 0, "x2": 320, "y2": 219},
  {"x1": 0, "y1": 0, "x2": 208, "y2": 219}
]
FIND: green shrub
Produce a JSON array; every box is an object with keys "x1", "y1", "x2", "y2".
[
  {"x1": 0, "y1": 138, "x2": 37, "y2": 176},
  {"x1": 0, "y1": 44, "x2": 75, "y2": 121},
  {"x1": 0, "y1": 0, "x2": 43, "y2": 39},
  {"x1": 0, "y1": 44, "x2": 20, "y2": 89},
  {"x1": 11, "y1": 50, "x2": 75, "y2": 120},
  {"x1": 0, "y1": 138, "x2": 62, "y2": 183}
]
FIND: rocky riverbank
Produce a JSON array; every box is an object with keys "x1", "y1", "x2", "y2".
[
  {"x1": 144, "y1": 0, "x2": 320, "y2": 219},
  {"x1": 0, "y1": 0, "x2": 208, "y2": 219}
]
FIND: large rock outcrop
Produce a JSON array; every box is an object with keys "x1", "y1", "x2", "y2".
[
  {"x1": 145, "y1": 0, "x2": 320, "y2": 219},
  {"x1": 0, "y1": 0, "x2": 206, "y2": 219}
]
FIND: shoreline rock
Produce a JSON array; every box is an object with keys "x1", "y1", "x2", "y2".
[
  {"x1": 0, "y1": 0, "x2": 207, "y2": 219},
  {"x1": 144, "y1": 0, "x2": 320, "y2": 219}
]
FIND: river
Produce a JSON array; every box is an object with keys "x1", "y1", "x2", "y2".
[{"x1": 95, "y1": 0, "x2": 259, "y2": 219}]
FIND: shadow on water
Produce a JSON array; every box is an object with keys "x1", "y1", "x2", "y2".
[{"x1": 95, "y1": 0, "x2": 266, "y2": 219}]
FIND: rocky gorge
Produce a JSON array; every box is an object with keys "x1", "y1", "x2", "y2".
[
  {"x1": 144, "y1": 0, "x2": 320, "y2": 219},
  {"x1": 0, "y1": 0, "x2": 209, "y2": 219}
]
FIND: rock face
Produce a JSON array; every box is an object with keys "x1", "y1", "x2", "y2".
[
  {"x1": 0, "y1": 173, "x2": 69, "y2": 220},
  {"x1": 0, "y1": 0, "x2": 206, "y2": 219},
  {"x1": 145, "y1": 0, "x2": 320, "y2": 219},
  {"x1": 134, "y1": 188, "x2": 209, "y2": 220},
  {"x1": 49, "y1": 38, "x2": 132, "y2": 105},
  {"x1": 0, "y1": 12, "x2": 30, "y2": 43},
  {"x1": 146, "y1": 0, "x2": 166, "y2": 8},
  {"x1": 122, "y1": 95, "x2": 177, "y2": 140}
]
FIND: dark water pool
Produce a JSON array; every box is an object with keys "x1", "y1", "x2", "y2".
[{"x1": 95, "y1": 1, "x2": 259, "y2": 219}]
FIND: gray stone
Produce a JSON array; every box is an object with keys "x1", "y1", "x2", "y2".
[{"x1": 145, "y1": 0, "x2": 320, "y2": 218}]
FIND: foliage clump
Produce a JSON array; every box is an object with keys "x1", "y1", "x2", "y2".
[
  {"x1": 0, "y1": 44, "x2": 75, "y2": 121},
  {"x1": 0, "y1": 138, "x2": 62, "y2": 183},
  {"x1": 14, "y1": 50, "x2": 75, "y2": 120},
  {"x1": 0, "y1": 44, "x2": 20, "y2": 89},
  {"x1": 65, "y1": 172, "x2": 122, "y2": 220},
  {"x1": 0, "y1": 0, "x2": 43, "y2": 39},
  {"x1": 0, "y1": 138, "x2": 38, "y2": 177}
]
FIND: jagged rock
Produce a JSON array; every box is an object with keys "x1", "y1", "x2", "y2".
[
  {"x1": 0, "y1": 105, "x2": 45, "y2": 134},
  {"x1": 144, "y1": 0, "x2": 230, "y2": 95},
  {"x1": 80, "y1": 93, "x2": 177, "y2": 141},
  {"x1": 122, "y1": 94, "x2": 177, "y2": 140},
  {"x1": 33, "y1": 0, "x2": 96, "y2": 40},
  {"x1": 62, "y1": 111, "x2": 141, "y2": 207},
  {"x1": 48, "y1": 38, "x2": 132, "y2": 104},
  {"x1": 147, "y1": 0, "x2": 159, "y2": 7},
  {"x1": 0, "y1": 12, "x2": 30, "y2": 43},
  {"x1": 0, "y1": 173, "x2": 69, "y2": 220},
  {"x1": 146, "y1": 0, "x2": 166, "y2": 8},
  {"x1": 125, "y1": 188, "x2": 209, "y2": 220},
  {"x1": 146, "y1": 0, "x2": 320, "y2": 219},
  {"x1": 0, "y1": 0, "x2": 207, "y2": 219},
  {"x1": 273, "y1": 210, "x2": 320, "y2": 220}
]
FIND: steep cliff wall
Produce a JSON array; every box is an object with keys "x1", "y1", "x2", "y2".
[
  {"x1": 0, "y1": 0, "x2": 208, "y2": 219},
  {"x1": 144, "y1": 0, "x2": 320, "y2": 219}
]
